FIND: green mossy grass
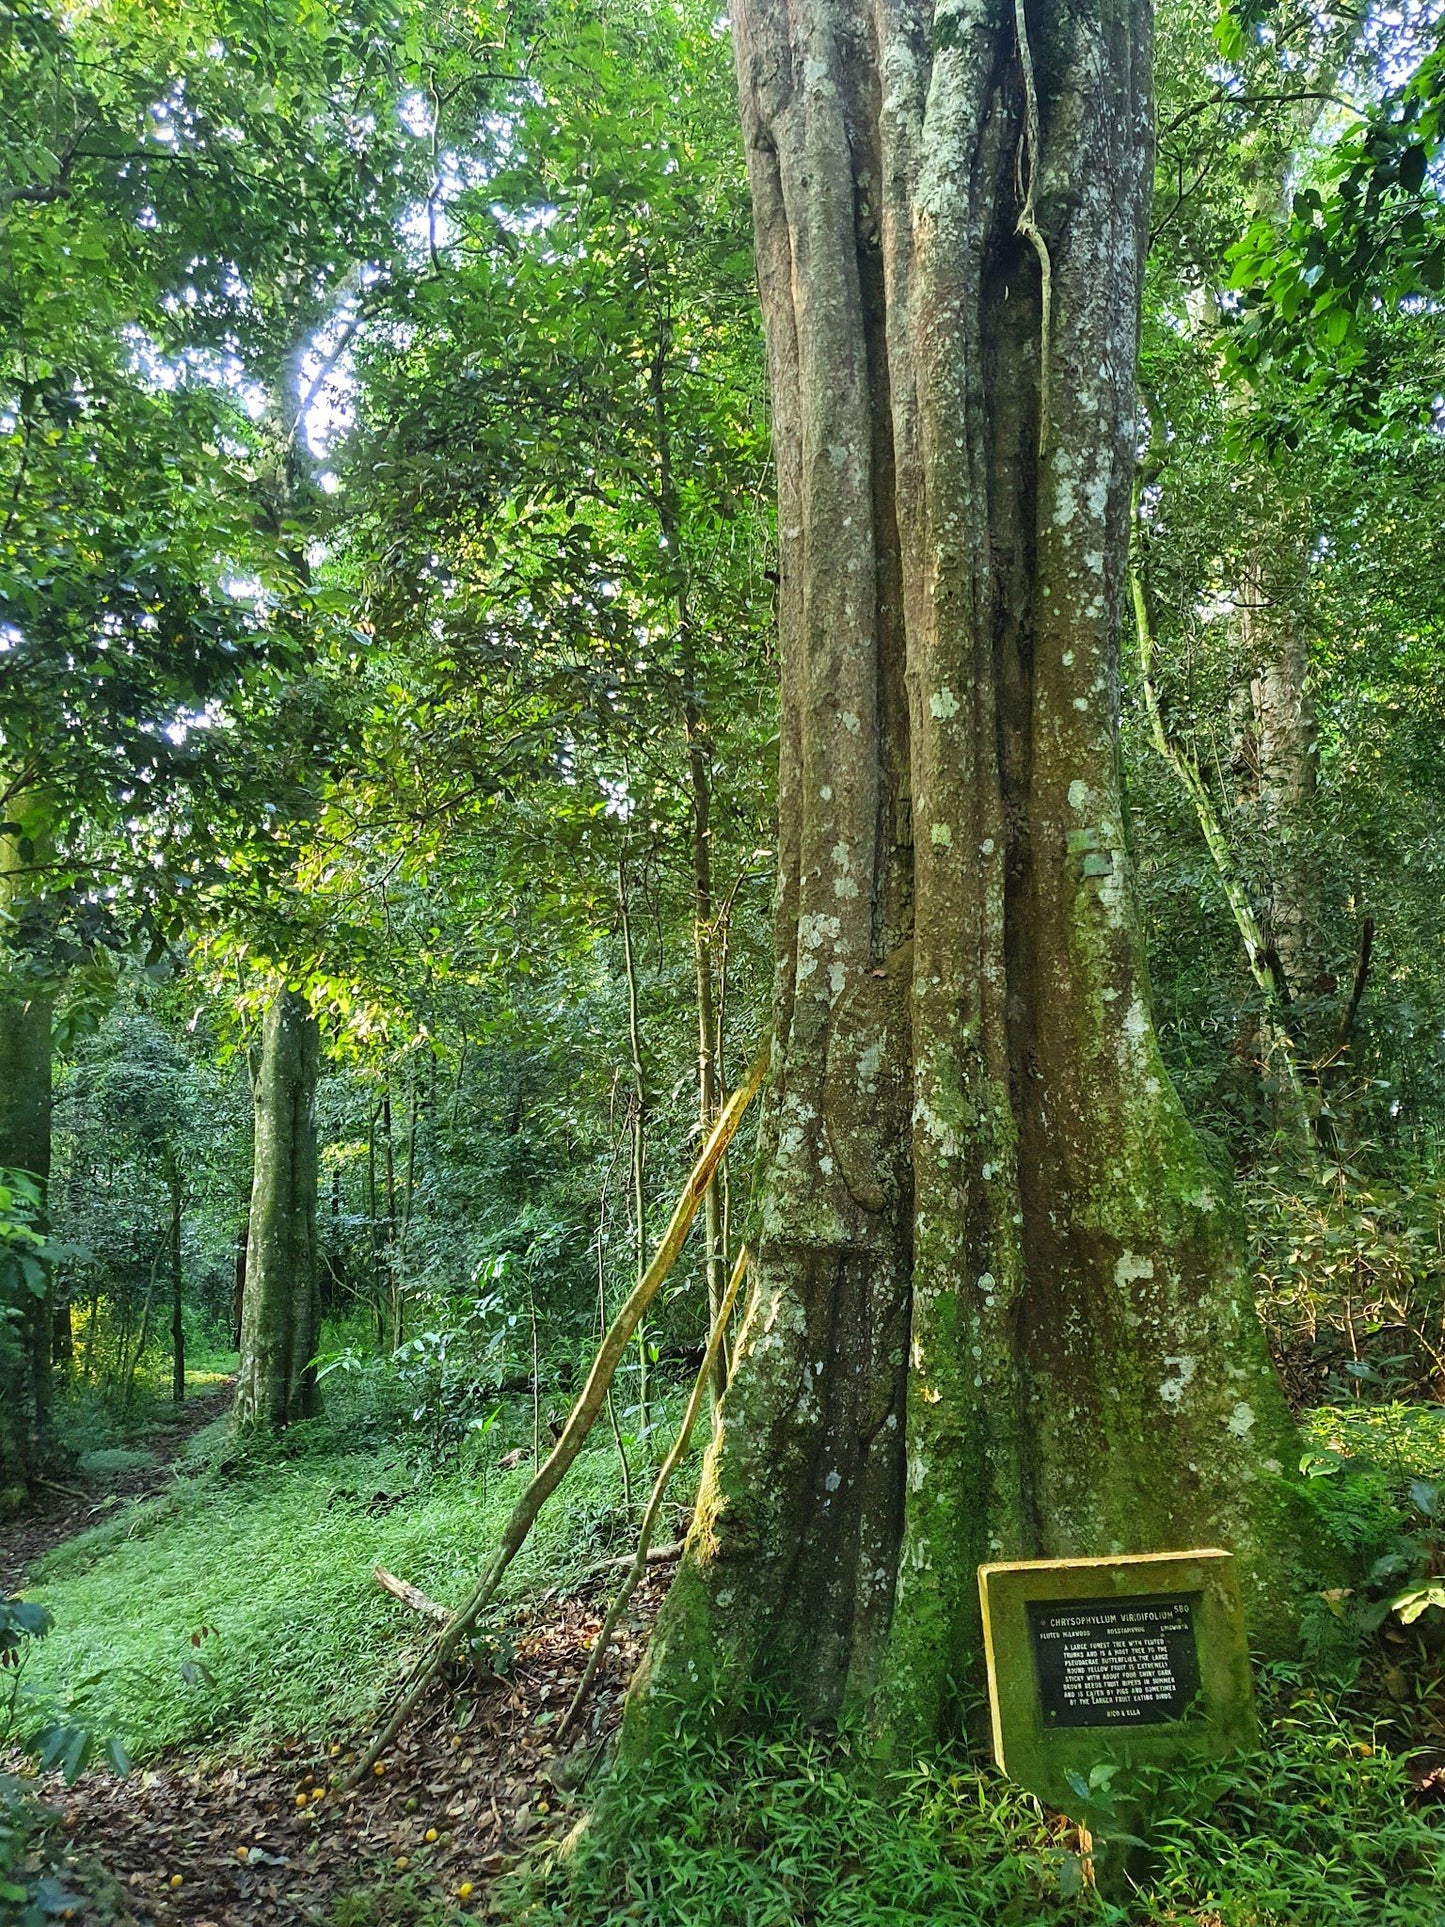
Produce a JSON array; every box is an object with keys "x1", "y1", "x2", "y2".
[
  {"x1": 512, "y1": 1668, "x2": 1441, "y2": 1927},
  {"x1": 508, "y1": 1404, "x2": 1445, "y2": 1927},
  {"x1": 13, "y1": 1386, "x2": 1445, "y2": 1926},
  {"x1": 16, "y1": 1375, "x2": 667, "y2": 1760}
]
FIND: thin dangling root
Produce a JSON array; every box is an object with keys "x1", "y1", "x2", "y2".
[{"x1": 1012, "y1": 0, "x2": 1053, "y2": 457}]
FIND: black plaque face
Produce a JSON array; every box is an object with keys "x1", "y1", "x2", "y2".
[{"x1": 1027, "y1": 1593, "x2": 1202, "y2": 1728}]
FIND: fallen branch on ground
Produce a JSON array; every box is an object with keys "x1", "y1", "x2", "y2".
[
  {"x1": 560, "y1": 1242, "x2": 748, "y2": 1737},
  {"x1": 33, "y1": 1475, "x2": 91, "y2": 1501},
  {"x1": 373, "y1": 1565, "x2": 449, "y2": 1622},
  {"x1": 375, "y1": 1542, "x2": 684, "y2": 1625},
  {"x1": 565, "y1": 1540, "x2": 683, "y2": 1591},
  {"x1": 346, "y1": 1041, "x2": 769, "y2": 1787}
]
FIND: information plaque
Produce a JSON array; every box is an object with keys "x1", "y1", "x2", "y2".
[
  {"x1": 978, "y1": 1549, "x2": 1255, "y2": 1814},
  {"x1": 1029, "y1": 1592, "x2": 1202, "y2": 1727}
]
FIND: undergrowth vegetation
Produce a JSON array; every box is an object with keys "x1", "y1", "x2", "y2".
[
  {"x1": 8, "y1": 1364, "x2": 1444, "y2": 1927},
  {"x1": 512, "y1": 1672, "x2": 1442, "y2": 1927},
  {"x1": 17, "y1": 1374, "x2": 690, "y2": 1763}
]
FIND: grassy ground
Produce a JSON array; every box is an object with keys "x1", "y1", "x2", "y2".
[
  {"x1": 19, "y1": 1378, "x2": 652, "y2": 1761},
  {"x1": 9, "y1": 1379, "x2": 1445, "y2": 1926},
  {"x1": 521, "y1": 1685, "x2": 1440, "y2": 1927}
]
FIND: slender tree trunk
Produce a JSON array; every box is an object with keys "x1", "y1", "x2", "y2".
[
  {"x1": 652, "y1": 323, "x2": 732, "y2": 1422},
  {"x1": 1130, "y1": 452, "x2": 1310, "y2": 1134},
  {"x1": 530, "y1": 1281, "x2": 541, "y2": 1467},
  {"x1": 121, "y1": 1253, "x2": 158, "y2": 1416},
  {"x1": 235, "y1": 987, "x2": 323, "y2": 1432},
  {"x1": 52, "y1": 1136, "x2": 79, "y2": 1371},
  {"x1": 0, "y1": 808, "x2": 53, "y2": 1494},
  {"x1": 367, "y1": 1102, "x2": 385, "y2": 1349},
  {"x1": 382, "y1": 1084, "x2": 403, "y2": 1350},
  {"x1": 619, "y1": 857, "x2": 650, "y2": 1441},
  {"x1": 682, "y1": 624, "x2": 730, "y2": 1424},
  {"x1": 394, "y1": 1075, "x2": 419, "y2": 1349},
  {"x1": 627, "y1": 0, "x2": 1313, "y2": 1757},
  {"x1": 83, "y1": 1285, "x2": 100, "y2": 1381},
  {"x1": 597, "y1": 1110, "x2": 634, "y2": 1513},
  {"x1": 231, "y1": 1219, "x2": 248, "y2": 1351},
  {"x1": 52, "y1": 1299, "x2": 72, "y2": 1368},
  {"x1": 1243, "y1": 557, "x2": 1320, "y2": 999},
  {"x1": 168, "y1": 1162, "x2": 185, "y2": 1404}
]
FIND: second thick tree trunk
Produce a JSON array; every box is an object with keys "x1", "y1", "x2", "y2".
[
  {"x1": 626, "y1": 0, "x2": 1315, "y2": 1756},
  {"x1": 235, "y1": 988, "x2": 322, "y2": 1432}
]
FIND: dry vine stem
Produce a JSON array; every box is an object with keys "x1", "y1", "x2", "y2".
[
  {"x1": 560, "y1": 1242, "x2": 750, "y2": 1737},
  {"x1": 347, "y1": 1042, "x2": 769, "y2": 1785},
  {"x1": 1012, "y1": 0, "x2": 1053, "y2": 454}
]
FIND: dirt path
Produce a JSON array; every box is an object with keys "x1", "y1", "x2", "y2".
[
  {"x1": 5, "y1": 1384, "x2": 672, "y2": 1923},
  {"x1": 32, "y1": 1560, "x2": 671, "y2": 1925},
  {"x1": 0, "y1": 1380, "x2": 235, "y2": 1597}
]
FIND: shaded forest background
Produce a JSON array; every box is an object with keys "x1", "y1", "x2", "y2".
[{"x1": 5, "y1": 0, "x2": 1444, "y2": 1444}]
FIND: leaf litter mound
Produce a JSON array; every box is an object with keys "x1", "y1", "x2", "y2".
[{"x1": 24, "y1": 1561, "x2": 674, "y2": 1924}]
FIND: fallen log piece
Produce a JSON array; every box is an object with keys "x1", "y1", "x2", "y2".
[{"x1": 373, "y1": 1565, "x2": 448, "y2": 1623}]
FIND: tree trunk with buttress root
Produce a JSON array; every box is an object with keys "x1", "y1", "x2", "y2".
[
  {"x1": 235, "y1": 987, "x2": 322, "y2": 1432},
  {"x1": 625, "y1": 0, "x2": 1317, "y2": 1756}
]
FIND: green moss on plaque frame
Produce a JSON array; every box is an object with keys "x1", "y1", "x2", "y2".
[{"x1": 978, "y1": 1548, "x2": 1256, "y2": 1814}]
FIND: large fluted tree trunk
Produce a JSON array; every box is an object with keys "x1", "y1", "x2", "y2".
[
  {"x1": 626, "y1": 0, "x2": 1314, "y2": 1755},
  {"x1": 235, "y1": 988, "x2": 322, "y2": 1433}
]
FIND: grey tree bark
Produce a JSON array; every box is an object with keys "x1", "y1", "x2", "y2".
[
  {"x1": 167, "y1": 1159, "x2": 185, "y2": 1405},
  {"x1": 626, "y1": 0, "x2": 1316, "y2": 1755},
  {"x1": 235, "y1": 987, "x2": 322, "y2": 1432},
  {"x1": 0, "y1": 812, "x2": 53, "y2": 1497}
]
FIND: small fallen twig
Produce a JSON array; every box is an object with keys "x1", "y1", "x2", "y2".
[
  {"x1": 34, "y1": 1476, "x2": 90, "y2": 1502},
  {"x1": 345, "y1": 1042, "x2": 769, "y2": 1788},
  {"x1": 373, "y1": 1565, "x2": 449, "y2": 1622},
  {"x1": 375, "y1": 1542, "x2": 682, "y2": 1627},
  {"x1": 565, "y1": 1540, "x2": 683, "y2": 1591},
  {"x1": 560, "y1": 1242, "x2": 748, "y2": 1737}
]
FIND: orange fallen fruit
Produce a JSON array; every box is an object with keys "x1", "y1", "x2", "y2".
[
  {"x1": 169, "y1": 1874, "x2": 183, "y2": 1889},
  {"x1": 457, "y1": 1883, "x2": 474, "y2": 1901},
  {"x1": 424, "y1": 1827, "x2": 438, "y2": 1843},
  {"x1": 373, "y1": 1761, "x2": 386, "y2": 1776},
  {"x1": 394, "y1": 1854, "x2": 410, "y2": 1871}
]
